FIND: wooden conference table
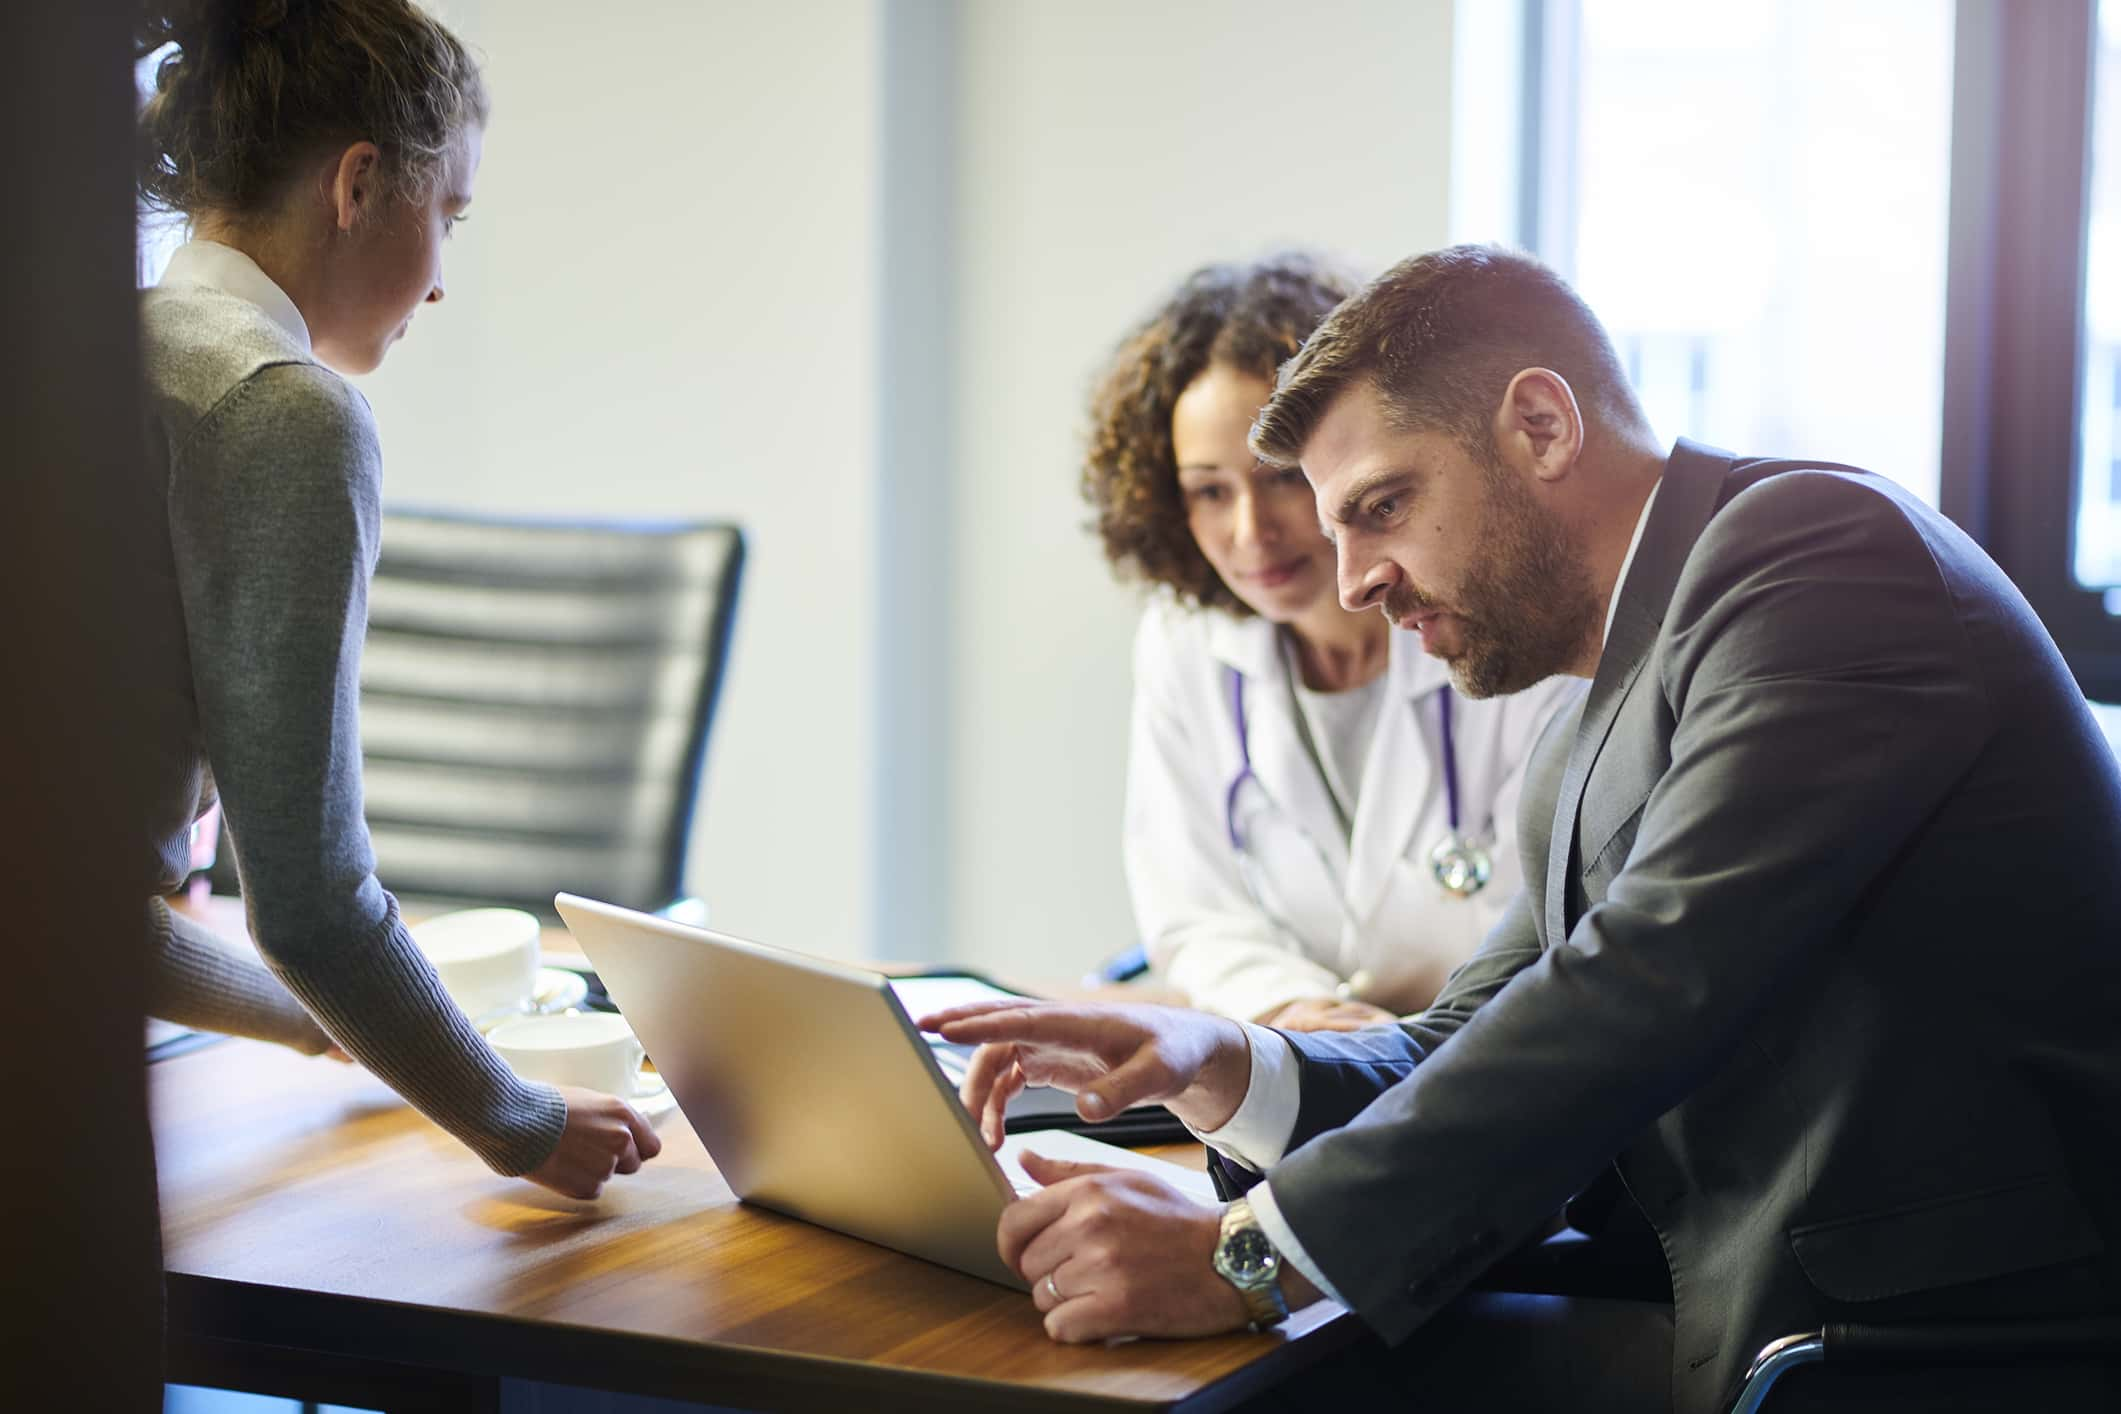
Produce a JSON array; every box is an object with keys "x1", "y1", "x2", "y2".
[{"x1": 152, "y1": 904, "x2": 1355, "y2": 1412}]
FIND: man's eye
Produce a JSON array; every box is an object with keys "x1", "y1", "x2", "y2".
[
  {"x1": 1370, "y1": 497, "x2": 1398, "y2": 520},
  {"x1": 1274, "y1": 468, "x2": 1307, "y2": 487}
]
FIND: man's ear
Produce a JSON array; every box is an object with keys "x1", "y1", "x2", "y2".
[
  {"x1": 1495, "y1": 368, "x2": 1584, "y2": 485},
  {"x1": 327, "y1": 142, "x2": 384, "y2": 233}
]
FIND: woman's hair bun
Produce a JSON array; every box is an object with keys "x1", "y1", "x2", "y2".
[
  {"x1": 136, "y1": 0, "x2": 204, "y2": 57},
  {"x1": 137, "y1": 1, "x2": 291, "y2": 58},
  {"x1": 135, "y1": 0, "x2": 485, "y2": 220}
]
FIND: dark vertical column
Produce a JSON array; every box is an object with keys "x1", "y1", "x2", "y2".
[
  {"x1": 0, "y1": 4, "x2": 165, "y2": 1409},
  {"x1": 1939, "y1": 0, "x2": 2115, "y2": 694},
  {"x1": 873, "y1": 0, "x2": 960, "y2": 962}
]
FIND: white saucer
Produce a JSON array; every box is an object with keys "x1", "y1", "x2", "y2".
[
  {"x1": 631, "y1": 1072, "x2": 679, "y2": 1122},
  {"x1": 471, "y1": 968, "x2": 591, "y2": 1033},
  {"x1": 531, "y1": 967, "x2": 589, "y2": 1015}
]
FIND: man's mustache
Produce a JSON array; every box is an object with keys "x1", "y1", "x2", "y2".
[{"x1": 1383, "y1": 584, "x2": 1443, "y2": 620}]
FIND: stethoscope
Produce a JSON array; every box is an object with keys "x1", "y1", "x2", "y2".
[{"x1": 1223, "y1": 667, "x2": 1493, "y2": 900}]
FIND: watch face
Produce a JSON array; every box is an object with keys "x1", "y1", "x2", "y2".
[{"x1": 1223, "y1": 1227, "x2": 1277, "y2": 1280}]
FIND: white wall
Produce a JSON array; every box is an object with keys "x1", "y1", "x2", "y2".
[
  {"x1": 358, "y1": 0, "x2": 1459, "y2": 975},
  {"x1": 945, "y1": 0, "x2": 1459, "y2": 979},
  {"x1": 363, "y1": 0, "x2": 886, "y2": 957},
  {"x1": 316, "y1": 1, "x2": 2121, "y2": 980}
]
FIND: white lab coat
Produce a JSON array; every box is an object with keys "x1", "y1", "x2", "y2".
[{"x1": 1123, "y1": 598, "x2": 1579, "y2": 1021}]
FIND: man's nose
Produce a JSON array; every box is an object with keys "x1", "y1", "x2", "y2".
[{"x1": 1340, "y1": 544, "x2": 1397, "y2": 613}]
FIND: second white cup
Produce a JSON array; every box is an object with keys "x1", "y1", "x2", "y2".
[
  {"x1": 487, "y1": 1012, "x2": 666, "y2": 1102},
  {"x1": 410, "y1": 908, "x2": 542, "y2": 1023}
]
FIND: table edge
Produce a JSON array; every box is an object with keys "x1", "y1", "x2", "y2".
[{"x1": 166, "y1": 1270, "x2": 1361, "y2": 1414}]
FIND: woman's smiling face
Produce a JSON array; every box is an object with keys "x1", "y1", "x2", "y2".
[{"x1": 1171, "y1": 363, "x2": 1337, "y2": 623}]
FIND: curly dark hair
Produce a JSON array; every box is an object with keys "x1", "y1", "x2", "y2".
[
  {"x1": 136, "y1": 0, "x2": 487, "y2": 219},
  {"x1": 1082, "y1": 254, "x2": 1355, "y2": 615}
]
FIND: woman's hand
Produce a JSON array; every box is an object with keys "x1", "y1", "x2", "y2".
[
  {"x1": 523, "y1": 1087, "x2": 663, "y2": 1199},
  {"x1": 1255, "y1": 996, "x2": 1398, "y2": 1032}
]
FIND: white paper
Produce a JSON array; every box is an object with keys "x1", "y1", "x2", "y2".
[
  {"x1": 996, "y1": 1128, "x2": 1221, "y2": 1207},
  {"x1": 889, "y1": 975, "x2": 1022, "y2": 1030}
]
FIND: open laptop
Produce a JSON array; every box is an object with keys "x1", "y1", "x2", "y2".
[{"x1": 552, "y1": 893, "x2": 1216, "y2": 1289}]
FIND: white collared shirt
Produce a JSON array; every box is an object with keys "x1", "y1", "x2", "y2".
[
  {"x1": 1603, "y1": 479, "x2": 1662, "y2": 647},
  {"x1": 1203, "y1": 476, "x2": 1665, "y2": 1309},
  {"x1": 159, "y1": 240, "x2": 313, "y2": 355}
]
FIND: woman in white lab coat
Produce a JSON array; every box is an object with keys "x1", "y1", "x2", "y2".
[{"x1": 1083, "y1": 256, "x2": 1576, "y2": 1030}]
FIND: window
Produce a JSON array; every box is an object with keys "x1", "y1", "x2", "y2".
[
  {"x1": 1940, "y1": 1, "x2": 2118, "y2": 697},
  {"x1": 1540, "y1": 0, "x2": 1957, "y2": 504},
  {"x1": 1526, "y1": 0, "x2": 2121, "y2": 700},
  {"x1": 2076, "y1": 0, "x2": 2121, "y2": 597}
]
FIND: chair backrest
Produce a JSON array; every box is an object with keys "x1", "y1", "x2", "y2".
[{"x1": 332, "y1": 509, "x2": 743, "y2": 919}]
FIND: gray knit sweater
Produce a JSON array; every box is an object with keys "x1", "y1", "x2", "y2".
[{"x1": 138, "y1": 279, "x2": 566, "y2": 1177}]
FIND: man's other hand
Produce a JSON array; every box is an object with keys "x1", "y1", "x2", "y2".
[{"x1": 1005, "y1": 1153, "x2": 1249, "y2": 1343}]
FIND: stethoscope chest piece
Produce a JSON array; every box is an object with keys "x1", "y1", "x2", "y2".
[
  {"x1": 1427, "y1": 689, "x2": 1491, "y2": 898},
  {"x1": 1226, "y1": 663, "x2": 1496, "y2": 903},
  {"x1": 1428, "y1": 831, "x2": 1493, "y2": 898}
]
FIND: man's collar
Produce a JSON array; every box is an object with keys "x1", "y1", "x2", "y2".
[
  {"x1": 159, "y1": 240, "x2": 313, "y2": 355},
  {"x1": 1595, "y1": 440, "x2": 1735, "y2": 680},
  {"x1": 1601, "y1": 478, "x2": 1663, "y2": 648}
]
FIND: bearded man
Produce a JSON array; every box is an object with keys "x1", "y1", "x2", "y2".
[{"x1": 925, "y1": 246, "x2": 2121, "y2": 1413}]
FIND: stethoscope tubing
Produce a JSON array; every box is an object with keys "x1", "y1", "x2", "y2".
[
  {"x1": 1438, "y1": 688, "x2": 1462, "y2": 833},
  {"x1": 1224, "y1": 665, "x2": 1258, "y2": 851},
  {"x1": 1223, "y1": 667, "x2": 1464, "y2": 846},
  {"x1": 1223, "y1": 663, "x2": 1488, "y2": 901}
]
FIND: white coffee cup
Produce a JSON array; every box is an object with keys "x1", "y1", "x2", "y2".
[
  {"x1": 411, "y1": 908, "x2": 542, "y2": 1023},
  {"x1": 487, "y1": 1012, "x2": 666, "y2": 1101}
]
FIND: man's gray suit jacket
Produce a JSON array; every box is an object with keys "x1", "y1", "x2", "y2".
[{"x1": 1251, "y1": 439, "x2": 2121, "y2": 1413}]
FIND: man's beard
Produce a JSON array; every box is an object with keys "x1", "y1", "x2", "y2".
[{"x1": 1387, "y1": 445, "x2": 1599, "y2": 699}]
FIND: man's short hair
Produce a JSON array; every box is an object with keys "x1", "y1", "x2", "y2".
[{"x1": 1249, "y1": 244, "x2": 1645, "y2": 468}]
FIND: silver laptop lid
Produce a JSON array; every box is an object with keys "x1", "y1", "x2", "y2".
[{"x1": 552, "y1": 893, "x2": 1023, "y2": 1288}]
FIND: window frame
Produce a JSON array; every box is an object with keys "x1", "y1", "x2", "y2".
[
  {"x1": 1528, "y1": 0, "x2": 2119, "y2": 698},
  {"x1": 1939, "y1": 0, "x2": 2116, "y2": 698}
]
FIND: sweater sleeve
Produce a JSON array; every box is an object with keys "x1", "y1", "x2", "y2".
[
  {"x1": 146, "y1": 896, "x2": 334, "y2": 1054},
  {"x1": 166, "y1": 361, "x2": 567, "y2": 1177}
]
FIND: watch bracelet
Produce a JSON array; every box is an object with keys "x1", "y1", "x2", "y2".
[{"x1": 1219, "y1": 1197, "x2": 1290, "y2": 1329}]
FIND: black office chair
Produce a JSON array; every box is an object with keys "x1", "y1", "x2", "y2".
[
  {"x1": 216, "y1": 509, "x2": 744, "y2": 921},
  {"x1": 1730, "y1": 1317, "x2": 2121, "y2": 1412}
]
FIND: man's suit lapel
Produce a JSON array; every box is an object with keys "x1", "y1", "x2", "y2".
[{"x1": 1541, "y1": 440, "x2": 1734, "y2": 947}]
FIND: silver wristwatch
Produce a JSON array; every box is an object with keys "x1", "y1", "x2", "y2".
[{"x1": 1212, "y1": 1196, "x2": 1290, "y2": 1330}]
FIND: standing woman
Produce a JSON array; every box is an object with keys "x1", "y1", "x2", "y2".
[
  {"x1": 134, "y1": 0, "x2": 655, "y2": 1197},
  {"x1": 1085, "y1": 256, "x2": 1576, "y2": 1030}
]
